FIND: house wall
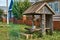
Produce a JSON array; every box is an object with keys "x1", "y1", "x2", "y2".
[{"x1": 53, "y1": 21, "x2": 60, "y2": 30}]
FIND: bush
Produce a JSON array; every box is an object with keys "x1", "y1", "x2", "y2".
[
  {"x1": 0, "y1": 9, "x2": 3, "y2": 21},
  {"x1": 9, "y1": 30, "x2": 19, "y2": 37},
  {"x1": 9, "y1": 30, "x2": 20, "y2": 40}
]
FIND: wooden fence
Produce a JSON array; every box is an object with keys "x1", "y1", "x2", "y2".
[{"x1": 3, "y1": 18, "x2": 60, "y2": 30}]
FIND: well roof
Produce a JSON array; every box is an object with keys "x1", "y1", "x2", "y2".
[{"x1": 23, "y1": 2, "x2": 55, "y2": 15}]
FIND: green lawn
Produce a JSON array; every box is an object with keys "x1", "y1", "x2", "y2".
[{"x1": 0, "y1": 23, "x2": 60, "y2": 40}]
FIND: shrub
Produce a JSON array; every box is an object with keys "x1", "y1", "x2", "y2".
[{"x1": 0, "y1": 9, "x2": 3, "y2": 21}]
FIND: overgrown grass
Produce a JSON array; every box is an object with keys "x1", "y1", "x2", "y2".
[{"x1": 0, "y1": 23, "x2": 60, "y2": 40}]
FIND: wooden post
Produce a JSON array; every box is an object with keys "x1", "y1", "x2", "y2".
[
  {"x1": 40, "y1": 15, "x2": 42, "y2": 28},
  {"x1": 50, "y1": 15, "x2": 53, "y2": 35},
  {"x1": 46, "y1": 15, "x2": 53, "y2": 35},
  {"x1": 32, "y1": 15, "x2": 34, "y2": 28},
  {"x1": 40, "y1": 15, "x2": 43, "y2": 36},
  {"x1": 32, "y1": 15, "x2": 36, "y2": 29},
  {"x1": 41, "y1": 14, "x2": 46, "y2": 35}
]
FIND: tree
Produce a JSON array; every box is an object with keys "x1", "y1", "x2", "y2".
[{"x1": 12, "y1": 0, "x2": 31, "y2": 20}]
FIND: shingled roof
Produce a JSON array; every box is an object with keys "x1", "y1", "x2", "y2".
[{"x1": 23, "y1": 2, "x2": 55, "y2": 15}]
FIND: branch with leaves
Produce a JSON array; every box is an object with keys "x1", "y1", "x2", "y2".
[{"x1": 12, "y1": 0, "x2": 31, "y2": 20}]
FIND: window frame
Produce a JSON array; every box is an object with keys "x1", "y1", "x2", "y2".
[
  {"x1": 53, "y1": 2, "x2": 59, "y2": 13},
  {"x1": 49, "y1": 1, "x2": 59, "y2": 14}
]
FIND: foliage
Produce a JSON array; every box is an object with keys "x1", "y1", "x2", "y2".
[
  {"x1": 0, "y1": 23, "x2": 60, "y2": 40},
  {"x1": 12, "y1": 0, "x2": 31, "y2": 20},
  {"x1": 0, "y1": 9, "x2": 3, "y2": 16},
  {"x1": 0, "y1": 9, "x2": 3, "y2": 21},
  {"x1": 9, "y1": 30, "x2": 19, "y2": 37}
]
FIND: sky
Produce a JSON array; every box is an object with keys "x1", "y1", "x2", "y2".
[
  {"x1": 0, "y1": 0, "x2": 38, "y2": 6},
  {"x1": 0, "y1": 0, "x2": 11, "y2": 7}
]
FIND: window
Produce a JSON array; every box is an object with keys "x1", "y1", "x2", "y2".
[
  {"x1": 49, "y1": 3, "x2": 53, "y2": 8},
  {"x1": 54, "y1": 2, "x2": 59, "y2": 13},
  {"x1": 49, "y1": 2, "x2": 59, "y2": 13}
]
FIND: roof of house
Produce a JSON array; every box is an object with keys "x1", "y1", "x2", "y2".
[{"x1": 23, "y1": 2, "x2": 55, "y2": 15}]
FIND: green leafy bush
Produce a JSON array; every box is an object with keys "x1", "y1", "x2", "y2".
[
  {"x1": 9, "y1": 30, "x2": 19, "y2": 37},
  {"x1": 0, "y1": 9, "x2": 3, "y2": 21},
  {"x1": 0, "y1": 9, "x2": 3, "y2": 15}
]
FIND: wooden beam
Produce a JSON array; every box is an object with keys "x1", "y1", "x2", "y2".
[
  {"x1": 50, "y1": 15, "x2": 53, "y2": 35},
  {"x1": 41, "y1": 14, "x2": 46, "y2": 35},
  {"x1": 46, "y1": 15, "x2": 53, "y2": 35},
  {"x1": 32, "y1": 15, "x2": 36, "y2": 29}
]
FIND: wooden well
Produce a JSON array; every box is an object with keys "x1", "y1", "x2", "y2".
[{"x1": 23, "y1": 2, "x2": 55, "y2": 35}]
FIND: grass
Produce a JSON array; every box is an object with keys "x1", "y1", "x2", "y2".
[{"x1": 0, "y1": 23, "x2": 60, "y2": 40}]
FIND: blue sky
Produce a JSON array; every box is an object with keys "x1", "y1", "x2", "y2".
[{"x1": 0, "y1": 0, "x2": 11, "y2": 7}]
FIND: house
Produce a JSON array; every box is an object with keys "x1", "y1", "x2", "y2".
[{"x1": 23, "y1": 0, "x2": 60, "y2": 30}]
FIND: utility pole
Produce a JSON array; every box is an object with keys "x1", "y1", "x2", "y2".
[{"x1": 6, "y1": 0, "x2": 9, "y2": 24}]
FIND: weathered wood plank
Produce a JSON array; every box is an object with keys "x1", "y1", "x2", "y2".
[{"x1": 41, "y1": 14, "x2": 46, "y2": 35}]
